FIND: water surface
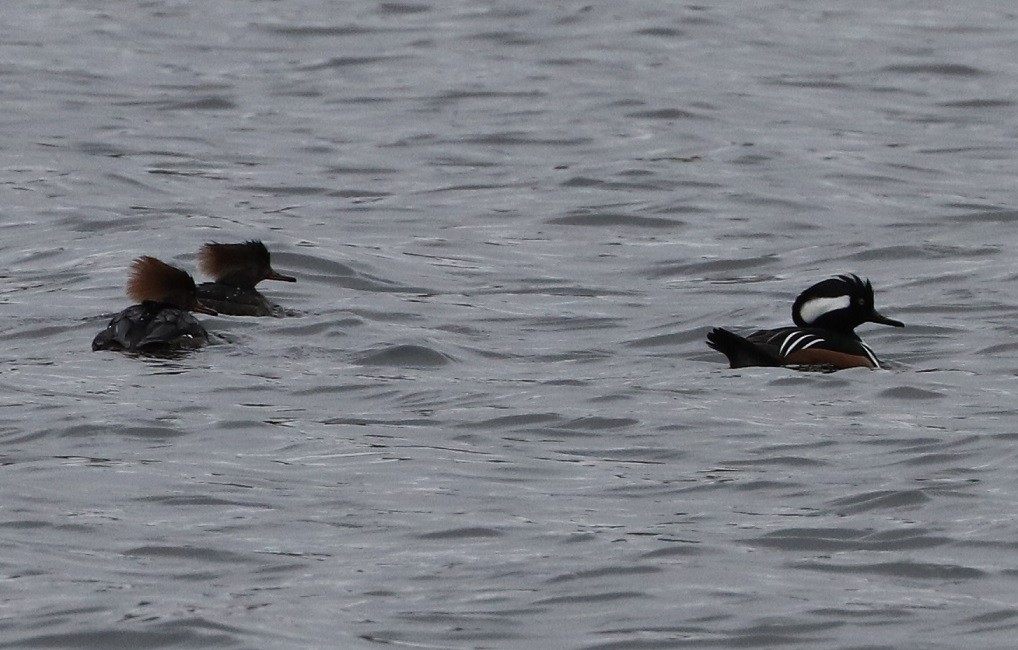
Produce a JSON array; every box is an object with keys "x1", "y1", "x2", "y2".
[{"x1": 4, "y1": 1, "x2": 1018, "y2": 648}]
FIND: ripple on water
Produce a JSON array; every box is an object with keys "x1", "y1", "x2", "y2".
[
  {"x1": 793, "y1": 560, "x2": 986, "y2": 580},
  {"x1": 355, "y1": 344, "x2": 455, "y2": 367},
  {"x1": 546, "y1": 211, "x2": 685, "y2": 228},
  {"x1": 417, "y1": 527, "x2": 503, "y2": 540},
  {"x1": 825, "y1": 489, "x2": 932, "y2": 513},
  {"x1": 877, "y1": 386, "x2": 945, "y2": 400},
  {"x1": 744, "y1": 527, "x2": 949, "y2": 552},
  {"x1": 643, "y1": 254, "x2": 781, "y2": 280},
  {"x1": 7, "y1": 2, "x2": 1018, "y2": 648}
]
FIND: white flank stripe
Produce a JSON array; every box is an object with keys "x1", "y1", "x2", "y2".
[
  {"x1": 778, "y1": 333, "x2": 798, "y2": 356},
  {"x1": 780, "y1": 332, "x2": 813, "y2": 356},
  {"x1": 798, "y1": 295, "x2": 850, "y2": 325},
  {"x1": 860, "y1": 341, "x2": 879, "y2": 368}
]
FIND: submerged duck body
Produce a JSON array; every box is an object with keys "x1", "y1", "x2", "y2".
[
  {"x1": 92, "y1": 301, "x2": 210, "y2": 352},
  {"x1": 92, "y1": 256, "x2": 217, "y2": 352},
  {"x1": 194, "y1": 282, "x2": 276, "y2": 317},
  {"x1": 707, "y1": 274, "x2": 903, "y2": 371},
  {"x1": 195, "y1": 240, "x2": 295, "y2": 317}
]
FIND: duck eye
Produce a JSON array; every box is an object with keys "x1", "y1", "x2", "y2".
[{"x1": 856, "y1": 297, "x2": 865, "y2": 306}]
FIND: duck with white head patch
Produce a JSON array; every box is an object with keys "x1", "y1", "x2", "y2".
[{"x1": 707, "y1": 274, "x2": 903, "y2": 371}]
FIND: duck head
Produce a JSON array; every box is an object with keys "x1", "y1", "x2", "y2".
[
  {"x1": 198, "y1": 240, "x2": 296, "y2": 288},
  {"x1": 127, "y1": 256, "x2": 217, "y2": 315},
  {"x1": 792, "y1": 274, "x2": 903, "y2": 332}
]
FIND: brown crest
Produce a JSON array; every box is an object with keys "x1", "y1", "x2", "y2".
[
  {"x1": 197, "y1": 240, "x2": 294, "y2": 287},
  {"x1": 126, "y1": 256, "x2": 200, "y2": 310}
]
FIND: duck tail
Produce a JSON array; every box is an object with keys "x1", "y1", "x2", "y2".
[{"x1": 706, "y1": 328, "x2": 781, "y2": 368}]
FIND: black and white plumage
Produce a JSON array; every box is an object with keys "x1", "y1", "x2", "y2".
[{"x1": 707, "y1": 274, "x2": 903, "y2": 371}]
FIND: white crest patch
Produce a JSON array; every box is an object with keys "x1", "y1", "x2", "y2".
[{"x1": 798, "y1": 295, "x2": 850, "y2": 325}]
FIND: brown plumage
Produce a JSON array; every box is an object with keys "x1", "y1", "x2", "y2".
[
  {"x1": 92, "y1": 256, "x2": 216, "y2": 352},
  {"x1": 706, "y1": 274, "x2": 902, "y2": 371},
  {"x1": 197, "y1": 240, "x2": 295, "y2": 288},
  {"x1": 126, "y1": 256, "x2": 215, "y2": 314},
  {"x1": 780, "y1": 347, "x2": 875, "y2": 369}
]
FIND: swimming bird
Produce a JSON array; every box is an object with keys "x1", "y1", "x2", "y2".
[
  {"x1": 706, "y1": 274, "x2": 903, "y2": 371},
  {"x1": 195, "y1": 240, "x2": 296, "y2": 316},
  {"x1": 92, "y1": 256, "x2": 217, "y2": 352}
]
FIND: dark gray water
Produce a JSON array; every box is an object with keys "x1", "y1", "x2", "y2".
[{"x1": 4, "y1": 1, "x2": 1018, "y2": 647}]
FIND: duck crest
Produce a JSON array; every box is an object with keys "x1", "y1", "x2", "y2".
[
  {"x1": 792, "y1": 274, "x2": 876, "y2": 331},
  {"x1": 197, "y1": 240, "x2": 295, "y2": 290},
  {"x1": 707, "y1": 273, "x2": 903, "y2": 372},
  {"x1": 93, "y1": 256, "x2": 215, "y2": 353},
  {"x1": 127, "y1": 256, "x2": 198, "y2": 308},
  {"x1": 198, "y1": 240, "x2": 271, "y2": 285}
]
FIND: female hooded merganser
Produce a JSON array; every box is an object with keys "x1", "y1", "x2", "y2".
[
  {"x1": 195, "y1": 240, "x2": 296, "y2": 316},
  {"x1": 92, "y1": 256, "x2": 217, "y2": 352},
  {"x1": 707, "y1": 274, "x2": 903, "y2": 371}
]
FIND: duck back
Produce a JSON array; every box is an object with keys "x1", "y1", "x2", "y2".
[{"x1": 92, "y1": 302, "x2": 209, "y2": 352}]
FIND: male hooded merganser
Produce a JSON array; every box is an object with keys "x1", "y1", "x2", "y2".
[
  {"x1": 195, "y1": 240, "x2": 296, "y2": 316},
  {"x1": 707, "y1": 274, "x2": 903, "y2": 371},
  {"x1": 92, "y1": 256, "x2": 217, "y2": 352}
]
